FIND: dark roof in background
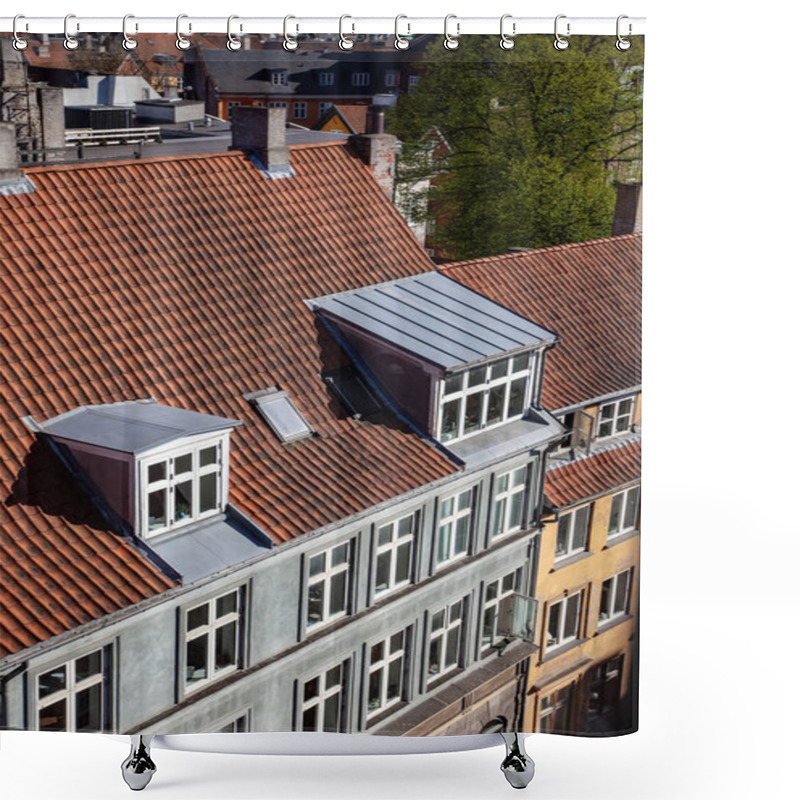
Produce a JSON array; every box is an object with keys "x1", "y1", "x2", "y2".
[
  {"x1": 0, "y1": 140, "x2": 459, "y2": 658},
  {"x1": 544, "y1": 437, "x2": 641, "y2": 508},
  {"x1": 441, "y1": 235, "x2": 642, "y2": 411}
]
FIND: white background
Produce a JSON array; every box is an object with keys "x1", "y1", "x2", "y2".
[{"x1": 3, "y1": 1, "x2": 798, "y2": 798}]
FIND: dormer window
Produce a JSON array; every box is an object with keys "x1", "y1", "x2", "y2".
[
  {"x1": 438, "y1": 353, "x2": 532, "y2": 443},
  {"x1": 271, "y1": 70, "x2": 288, "y2": 86}
]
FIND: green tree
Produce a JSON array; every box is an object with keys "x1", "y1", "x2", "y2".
[{"x1": 388, "y1": 35, "x2": 643, "y2": 260}]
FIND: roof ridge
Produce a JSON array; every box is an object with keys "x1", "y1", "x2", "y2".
[{"x1": 439, "y1": 233, "x2": 642, "y2": 271}]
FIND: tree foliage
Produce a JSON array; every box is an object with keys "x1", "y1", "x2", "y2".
[{"x1": 387, "y1": 35, "x2": 644, "y2": 260}]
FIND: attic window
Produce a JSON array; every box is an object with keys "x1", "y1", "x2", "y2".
[
  {"x1": 323, "y1": 367, "x2": 381, "y2": 420},
  {"x1": 271, "y1": 70, "x2": 288, "y2": 86},
  {"x1": 248, "y1": 388, "x2": 313, "y2": 443}
]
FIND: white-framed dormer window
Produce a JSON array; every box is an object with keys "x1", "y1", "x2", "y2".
[
  {"x1": 35, "y1": 648, "x2": 110, "y2": 732},
  {"x1": 374, "y1": 511, "x2": 418, "y2": 597},
  {"x1": 555, "y1": 504, "x2": 591, "y2": 560},
  {"x1": 598, "y1": 568, "x2": 633, "y2": 626},
  {"x1": 608, "y1": 486, "x2": 640, "y2": 539},
  {"x1": 546, "y1": 591, "x2": 583, "y2": 652},
  {"x1": 299, "y1": 661, "x2": 348, "y2": 732},
  {"x1": 351, "y1": 72, "x2": 370, "y2": 87},
  {"x1": 306, "y1": 540, "x2": 352, "y2": 629},
  {"x1": 490, "y1": 465, "x2": 527, "y2": 539},
  {"x1": 318, "y1": 71, "x2": 335, "y2": 86},
  {"x1": 184, "y1": 587, "x2": 242, "y2": 692},
  {"x1": 271, "y1": 70, "x2": 287, "y2": 86},
  {"x1": 481, "y1": 568, "x2": 522, "y2": 651},
  {"x1": 596, "y1": 397, "x2": 635, "y2": 439},
  {"x1": 427, "y1": 599, "x2": 465, "y2": 680},
  {"x1": 384, "y1": 70, "x2": 401, "y2": 87},
  {"x1": 435, "y1": 487, "x2": 474, "y2": 566},
  {"x1": 437, "y1": 352, "x2": 532, "y2": 443},
  {"x1": 366, "y1": 628, "x2": 407, "y2": 719},
  {"x1": 140, "y1": 435, "x2": 227, "y2": 538}
]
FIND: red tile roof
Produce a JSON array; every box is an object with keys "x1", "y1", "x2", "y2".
[
  {"x1": 440, "y1": 235, "x2": 642, "y2": 411},
  {"x1": 544, "y1": 438, "x2": 641, "y2": 509},
  {"x1": 0, "y1": 141, "x2": 459, "y2": 658}
]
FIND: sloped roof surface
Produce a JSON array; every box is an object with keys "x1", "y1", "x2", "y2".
[
  {"x1": 441, "y1": 235, "x2": 642, "y2": 411},
  {"x1": 544, "y1": 438, "x2": 641, "y2": 508},
  {"x1": 0, "y1": 142, "x2": 458, "y2": 658}
]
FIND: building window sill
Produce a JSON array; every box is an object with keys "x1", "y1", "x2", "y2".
[
  {"x1": 550, "y1": 550, "x2": 592, "y2": 572},
  {"x1": 542, "y1": 637, "x2": 589, "y2": 664},
  {"x1": 595, "y1": 614, "x2": 633, "y2": 635},
  {"x1": 604, "y1": 529, "x2": 640, "y2": 549}
]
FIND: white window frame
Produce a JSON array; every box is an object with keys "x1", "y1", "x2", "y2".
[
  {"x1": 351, "y1": 72, "x2": 371, "y2": 87},
  {"x1": 426, "y1": 598, "x2": 465, "y2": 681},
  {"x1": 299, "y1": 661, "x2": 348, "y2": 732},
  {"x1": 384, "y1": 70, "x2": 401, "y2": 88},
  {"x1": 608, "y1": 485, "x2": 640, "y2": 539},
  {"x1": 293, "y1": 101, "x2": 308, "y2": 120},
  {"x1": 138, "y1": 434, "x2": 228, "y2": 538},
  {"x1": 373, "y1": 511, "x2": 418, "y2": 598},
  {"x1": 435, "y1": 487, "x2": 474, "y2": 567},
  {"x1": 436, "y1": 353, "x2": 533, "y2": 444},
  {"x1": 268, "y1": 101, "x2": 288, "y2": 109},
  {"x1": 271, "y1": 70, "x2": 288, "y2": 86},
  {"x1": 366, "y1": 629, "x2": 407, "y2": 719},
  {"x1": 481, "y1": 569, "x2": 521, "y2": 651},
  {"x1": 598, "y1": 568, "x2": 633, "y2": 626},
  {"x1": 546, "y1": 591, "x2": 583, "y2": 652},
  {"x1": 35, "y1": 649, "x2": 107, "y2": 732},
  {"x1": 184, "y1": 588, "x2": 241, "y2": 694},
  {"x1": 318, "y1": 71, "x2": 335, "y2": 87},
  {"x1": 490, "y1": 465, "x2": 528, "y2": 539},
  {"x1": 596, "y1": 396, "x2": 635, "y2": 440},
  {"x1": 538, "y1": 684, "x2": 573, "y2": 733},
  {"x1": 306, "y1": 540, "x2": 352, "y2": 629},
  {"x1": 555, "y1": 504, "x2": 591, "y2": 560}
]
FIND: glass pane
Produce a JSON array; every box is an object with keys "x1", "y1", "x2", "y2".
[
  {"x1": 496, "y1": 473, "x2": 509, "y2": 494},
  {"x1": 216, "y1": 591, "x2": 237, "y2": 618},
  {"x1": 148, "y1": 462, "x2": 166, "y2": 483},
  {"x1": 490, "y1": 358, "x2": 509, "y2": 380},
  {"x1": 75, "y1": 682, "x2": 102, "y2": 732},
  {"x1": 482, "y1": 608, "x2": 495, "y2": 645},
  {"x1": 508, "y1": 491, "x2": 523, "y2": 531},
  {"x1": 486, "y1": 581, "x2": 498, "y2": 602},
  {"x1": 397, "y1": 514, "x2": 414, "y2": 537},
  {"x1": 444, "y1": 373, "x2": 462, "y2": 395},
  {"x1": 609, "y1": 494, "x2": 623, "y2": 534},
  {"x1": 390, "y1": 631, "x2": 405, "y2": 652},
  {"x1": 326, "y1": 665, "x2": 342, "y2": 689},
  {"x1": 511, "y1": 467, "x2": 526, "y2": 488},
  {"x1": 507, "y1": 377, "x2": 527, "y2": 417},
  {"x1": 147, "y1": 489, "x2": 166, "y2": 532},
  {"x1": 440, "y1": 398, "x2": 461, "y2": 442},
  {"x1": 623, "y1": 487, "x2": 640, "y2": 529},
  {"x1": 330, "y1": 570, "x2": 347, "y2": 615},
  {"x1": 440, "y1": 497, "x2": 454, "y2": 519},
  {"x1": 615, "y1": 414, "x2": 631, "y2": 433},
  {"x1": 556, "y1": 516, "x2": 570, "y2": 556},
  {"x1": 187, "y1": 604, "x2": 209, "y2": 631},
  {"x1": 38, "y1": 665, "x2": 66, "y2": 700},
  {"x1": 598, "y1": 420, "x2": 614, "y2": 438},
  {"x1": 502, "y1": 572, "x2": 516, "y2": 593},
  {"x1": 457, "y1": 490, "x2": 472, "y2": 512},
  {"x1": 377, "y1": 524, "x2": 393, "y2": 547},
  {"x1": 174, "y1": 453, "x2": 193, "y2": 474},
  {"x1": 387, "y1": 658, "x2": 402, "y2": 701},
  {"x1": 547, "y1": 603, "x2": 561, "y2": 645},
  {"x1": 217, "y1": 721, "x2": 235, "y2": 733},
  {"x1": 599, "y1": 579, "x2": 611, "y2": 620},
  {"x1": 431, "y1": 609, "x2": 445, "y2": 631},
  {"x1": 486, "y1": 383, "x2": 507, "y2": 426},
  {"x1": 302, "y1": 705, "x2": 318, "y2": 732},
  {"x1": 601, "y1": 404, "x2": 615, "y2": 420},
  {"x1": 304, "y1": 677, "x2": 319, "y2": 702},
  {"x1": 464, "y1": 392, "x2": 484, "y2": 434},
  {"x1": 565, "y1": 595, "x2": 581, "y2": 639},
  {"x1": 454, "y1": 516, "x2": 470, "y2": 555},
  {"x1": 368, "y1": 670, "x2": 382, "y2": 712},
  {"x1": 174, "y1": 480, "x2": 193, "y2": 522},
  {"x1": 199, "y1": 446, "x2": 218, "y2": 467},
  {"x1": 467, "y1": 366, "x2": 486, "y2": 387},
  {"x1": 309, "y1": 553, "x2": 325, "y2": 577},
  {"x1": 428, "y1": 636, "x2": 442, "y2": 674},
  {"x1": 370, "y1": 642, "x2": 384, "y2": 664},
  {"x1": 38, "y1": 699, "x2": 66, "y2": 731},
  {"x1": 323, "y1": 693, "x2": 341, "y2": 732},
  {"x1": 492, "y1": 497, "x2": 507, "y2": 536},
  {"x1": 573, "y1": 507, "x2": 589, "y2": 550},
  {"x1": 199, "y1": 472, "x2": 218, "y2": 513},
  {"x1": 619, "y1": 399, "x2": 633, "y2": 416},
  {"x1": 445, "y1": 627, "x2": 460, "y2": 667},
  {"x1": 512, "y1": 353, "x2": 529, "y2": 373},
  {"x1": 375, "y1": 552, "x2": 390, "y2": 593},
  {"x1": 186, "y1": 635, "x2": 208, "y2": 685},
  {"x1": 395, "y1": 541, "x2": 411, "y2": 584},
  {"x1": 215, "y1": 621, "x2": 237, "y2": 671},
  {"x1": 331, "y1": 542, "x2": 349, "y2": 567},
  {"x1": 437, "y1": 522, "x2": 452, "y2": 564},
  {"x1": 614, "y1": 572, "x2": 630, "y2": 614},
  {"x1": 450, "y1": 600, "x2": 463, "y2": 620},
  {"x1": 307, "y1": 581, "x2": 323, "y2": 626},
  {"x1": 75, "y1": 650, "x2": 102, "y2": 681}
]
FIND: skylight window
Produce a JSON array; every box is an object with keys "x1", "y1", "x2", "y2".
[{"x1": 247, "y1": 388, "x2": 314, "y2": 443}]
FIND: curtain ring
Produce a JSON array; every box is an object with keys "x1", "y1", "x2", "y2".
[
  {"x1": 227, "y1": 15, "x2": 243, "y2": 51},
  {"x1": 176, "y1": 14, "x2": 191, "y2": 51},
  {"x1": 394, "y1": 15, "x2": 410, "y2": 50},
  {"x1": 12, "y1": 15, "x2": 28, "y2": 51},
  {"x1": 283, "y1": 16, "x2": 299, "y2": 52},
  {"x1": 64, "y1": 14, "x2": 80, "y2": 50},
  {"x1": 616, "y1": 15, "x2": 632, "y2": 51},
  {"x1": 339, "y1": 15, "x2": 355, "y2": 50},
  {"x1": 499, "y1": 14, "x2": 515, "y2": 50},
  {"x1": 443, "y1": 14, "x2": 459, "y2": 50},
  {"x1": 122, "y1": 15, "x2": 138, "y2": 51},
  {"x1": 553, "y1": 14, "x2": 570, "y2": 51}
]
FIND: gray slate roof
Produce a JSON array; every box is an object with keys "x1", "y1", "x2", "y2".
[
  {"x1": 39, "y1": 400, "x2": 241, "y2": 454},
  {"x1": 312, "y1": 271, "x2": 557, "y2": 371}
]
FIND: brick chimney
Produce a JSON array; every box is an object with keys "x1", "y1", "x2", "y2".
[
  {"x1": 0, "y1": 122, "x2": 34, "y2": 195},
  {"x1": 352, "y1": 109, "x2": 396, "y2": 199},
  {"x1": 38, "y1": 86, "x2": 66, "y2": 158},
  {"x1": 230, "y1": 106, "x2": 293, "y2": 179},
  {"x1": 612, "y1": 182, "x2": 643, "y2": 235}
]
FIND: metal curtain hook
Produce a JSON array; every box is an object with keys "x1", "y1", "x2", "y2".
[
  {"x1": 499, "y1": 14, "x2": 515, "y2": 50},
  {"x1": 283, "y1": 16, "x2": 299, "y2": 51},
  {"x1": 64, "y1": 14, "x2": 79, "y2": 50},
  {"x1": 616, "y1": 14, "x2": 632, "y2": 50},
  {"x1": 122, "y1": 15, "x2": 138, "y2": 51},
  {"x1": 554, "y1": 14, "x2": 570, "y2": 51},
  {"x1": 12, "y1": 15, "x2": 28, "y2": 51},
  {"x1": 443, "y1": 14, "x2": 459, "y2": 50},
  {"x1": 227, "y1": 15, "x2": 242, "y2": 51},
  {"x1": 339, "y1": 15, "x2": 355, "y2": 50},
  {"x1": 394, "y1": 15, "x2": 410, "y2": 50},
  {"x1": 176, "y1": 14, "x2": 191, "y2": 51}
]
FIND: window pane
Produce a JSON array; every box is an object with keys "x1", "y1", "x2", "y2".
[
  {"x1": 609, "y1": 494, "x2": 623, "y2": 534},
  {"x1": 492, "y1": 497, "x2": 507, "y2": 537},
  {"x1": 511, "y1": 467, "x2": 526, "y2": 488},
  {"x1": 600, "y1": 579, "x2": 611, "y2": 620},
  {"x1": 444, "y1": 374, "x2": 462, "y2": 395},
  {"x1": 440, "y1": 497, "x2": 454, "y2": 519},
  {"x1": 482, "y1": 608, "x2": 495, "y2": 645},
  {"x1": 457, "y1": 490, "x2": 472, "y2": 512},
  {"x1": 490, "y1": 358, "x2": 509, "y2": 380},
  {"x1": 326, "y1": 666, "x2": 342, "y2": 689},
  {"x1": 330, "y1": 570, "x2": 347, "y2": 616},
  {"x1": 387, "y1": 658, "x2": 402, "y2": 701},
  {"x1": 307, "y1": 581, "x2": 323, "y2": 626},
  {"x1": 75, "y1": 650, "x2": 102, "y2": 681},
  {"x1": 431, "y1": 609, "x2": 445, "y2": 631},
  {"x1": 187, "y1": 604, "x2": 208, "y2": 630},
  {"x1": 186, "y1": 635, "x2": 208, "y2": 685},
  {"x1": 147, "y1": 489, "x2": 166, "y2": 531},
  {"x1": 601, "y1": 404, "x2": 615, "y2": 420},
  {"x1": 486, "y1": 581, "x2": 498, "y2": 602},
  {"x1": 323, "y1": 693, "x2": 341, "y2": 732},
  {"x1": 450, "y1": 600, "x2": 463, "y2": 619},
  {"x1": 375, "y1": 552, "x2": 391, "y2": 593},
  {"x1": 614, "y1": 572, "x2": 630, "y2": 614},
  {"x1": 556, "y1": 516, "x2": 570, "y2": 556},
  {"x1": 377, "y1": 525, "x2": 393, "y2": 547},
  {"x1": 623, "y1": 487, "x2": 640, "y2": 529},
  {"x1": 395, "y1": 541, "x2": 411, "y2": 584},
  {"x1": 440, "y1": 398, "x2": 461, "y2": 441},
  {"x1": 464, "y1": 392, "x2": 484, "y2": 434},
  {"x1": 502, "y1": 573, "x2": 515, "y2": 593},
  {"x1": 467, "y1": 366, "x2": 486, "y2": 387},
  {"x1": 304, "y1": 677, "x2": 319, "y2": 702},
  {"x1": 368, "y1": 670, "x2": 382, "y2": 712},
  {"x1": 309, "y1": 553, "x2": 325, "y2": 577},
  {"x1": 565, "y1": 595, "x2": 581, "y2": 638},
  {"x1": 429, "y1": 637, "x2": 442, "y2": 674},
  {"x1": 619, "y1": 399, "x2": 633, "y2": 416},
  {"x1": 174, "y1": 453, "x2": 193, "y2": 474},
  {"x1": 38, "y1": 665, "x2": 66, "y2": 700},
  {"x1": 573, "y1": 506, "x2": 589, "y2": 550},
  {"x1": 148, "y1": 462, "x2": 166, "y2": 483},
  {"x1": 174, "y1": 480, "x2": 193, "y2": 521},
  {"x1": 302, "y1": 706, "x2": 318, "y2": 732},
  {"x1": 199, "y1": 446, "x2": 218, "y2": 467},
  {"x1": 445, "y1": 627, "x2": 460, "y2": 667},
  {"x1": 454, "y1": 515, "x2": 470, "y2": 555},
  {"x1": 508, "y1": 490, "x2": 523, "y2": 530},
  {"x1": 437, "y1": 522, "x2": 452, "y2": 564},
  {"x1": 75, "y1": 682, "x2": 102, "y2": 732},
  {"x1": 496, "y1": 473, "x2": 509, "y2": 494},
  {"x1": 547, "y1": 603, "x2": 561, "y2": 644},
  {"x1": 215, "y1": 622, "x2": 237, "y2": 671},
  {"x1": 507, "y1": 377, "x2": 527, "y2": 417},
  {"x1": 512, "y1": 353, "x2": 529, "y2": 373},
  {"x1": 598, "y1": 420, "x2": 614, "y2": 438},
  {"x1": 390, "y1": 631, "x2": 405, "y2": 652},
  {"x1": 38, "y1": 699, "x2": 66, "y2": 731},
  {"x1": 216, "y1": 591, "x2": 237, "y2": 619},
  {"x1": 397, "y1": 515, "x2": 414, "y2": 537},
  {"x1": 199, "y1": 472, "x2": 218, "y2": 513},
  {"x1": 370, "y1": 642, "x2": 384, "y2": 664},
  {"x1": 486, "y1": 383, "x2": 507, "y2": 426},
  {"x1": 615, "y1": 414, "x2": 631, "y2": 433},
  {"x1": 331, "y1": 542, "x2": 349, "y2": 567}
]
